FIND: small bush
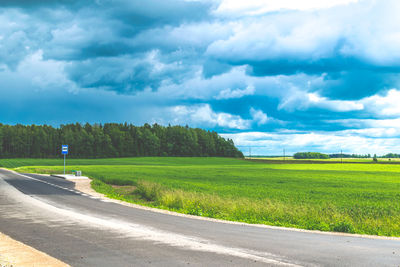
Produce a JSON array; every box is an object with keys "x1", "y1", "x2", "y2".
[
  {"x1": 161, "y1": 191, "x2": 184, "y2": 210},
  {"x1": 135, "y1": 180, "x2": 162, "y2": 202},
  {"x1": 331, "y1": 221, "x2": 355, "y2": 233}
]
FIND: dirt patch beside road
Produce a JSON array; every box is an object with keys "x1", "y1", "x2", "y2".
[{"x1": 73, "y1": 179, "x2": 104, "y2": 198}]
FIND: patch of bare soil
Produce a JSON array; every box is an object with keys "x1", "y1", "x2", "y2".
[{"x1": 73, "y1": 179, "x2": 104, "y2": 198}]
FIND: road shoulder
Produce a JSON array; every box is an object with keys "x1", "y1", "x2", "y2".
[{"x1": 0, "y1": 232, "x2": 69, "y2": 267}]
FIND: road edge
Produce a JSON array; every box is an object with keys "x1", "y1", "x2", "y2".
[{"x1": 0, "y1": 231, "x2": 70, "y2": 267}]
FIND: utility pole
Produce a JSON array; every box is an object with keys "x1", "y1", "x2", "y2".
[
  {"x1": 341, "y1": 149, "x2": 343, "y2": 164},
  {"x1": 249, "y1": 146, "x2": 252, "y2": 159},
  {"x1": 283, "y1": 148, "x2": 285, "y2": 161}
]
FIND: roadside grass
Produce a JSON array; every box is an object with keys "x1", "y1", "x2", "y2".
[{"x1": 6, "y1": 157, "x2": 400, "y2": 237}]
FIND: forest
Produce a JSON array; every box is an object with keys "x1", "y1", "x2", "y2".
[
  {"x1": 382, "y1": 153, "x2": 400, "y2": 158},
  {"x1": 293, "y1": 152, "x2": 329, "y2": 159},
  {"x1": 0, "y1": 123, "x2": 244, "y2": 158},
  {"x1": 329, "y1": 153, "x2": 371, "y2": 158}
]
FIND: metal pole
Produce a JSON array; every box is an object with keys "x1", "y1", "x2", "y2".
[
  {"x1": 64, "y1": 154, "x2": 66, "y2": 175},
  {"x1": 341, "y1": 150, "x2": 343, "y2": 164}
]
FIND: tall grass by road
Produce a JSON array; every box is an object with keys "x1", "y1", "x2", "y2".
[{"x1": 3, "y1": 157, "x2": 400, "y2": 237}]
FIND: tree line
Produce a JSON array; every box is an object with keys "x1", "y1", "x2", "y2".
[
  {"x1": 329, "y1": 153, "x2": 371, "y2": 158},
  {"x1": 381, "y1": 153, "x2": 400, "y2": 158},
  {"x1": 294, "y1": 152, "x2": 400, "y2": 160},
  {"x1": 293, "y1": 152, "x2": 329, "y2": 159},
  {"x1": 0, "y1": 123, "x2": 244, "y2": 158}
]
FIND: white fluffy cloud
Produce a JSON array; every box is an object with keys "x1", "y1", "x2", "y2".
[
  {"x1": 215, "y1": 0, "x2": 359, "y2": 15},
  {"x1": 331, "y1": 118, "x2": 400, "y2": 136},
  {"x1": 208, "y1": 0, "x2": 400, "y2": 67},
  {"x1": 207, "y1": 12, "x2": 340, "y2": 62},
  {"x1": 341, "y1": 128, "x2": 400, "y2": 138},
  {"x1": 169, "y1": 104, "x2": 271, "y2": 130},
  {"x1": 18, "y1": 50, "x2": 78, "y2": 92},
  {"x1": 222, "y1": 130, "x2": 400, "y2": 156},
  {"x1": 171, "y1": 104, "x2": 252, "y2": 129},
  {"x1": 306, "y1": 93, "x2": 364, "y2": 112},
  {"x1": 215, "y1": 85, "x2": 255, "y2": 100},
  {"x1": 250, "y1": 108, "x2": 268, "y2": 125},
  {"x1": 362, "y1": 89, "x2": 400, "y2": 116},
  {"x1": 277, "y1": 91, "x2": 364, "y2": 112}
]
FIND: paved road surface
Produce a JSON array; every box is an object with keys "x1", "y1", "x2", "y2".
[{"x1": 0, "y1": 169, "x2": 399, "y2": 266}]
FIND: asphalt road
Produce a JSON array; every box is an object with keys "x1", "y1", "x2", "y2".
[{"x1": 0, "y1": 169, "x2": 399, "y2": 266}]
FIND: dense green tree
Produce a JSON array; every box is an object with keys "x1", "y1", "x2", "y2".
[
  {"x1": 382, "y1": 153, "x2": 400, "y2": 158},
  {"x1": 0, "y1": 123, "x2": 243, "y2": 159},
  {"x1": 329, "y1": 153, "x2": 371, "y2": 158},
  {"x1": 293, "y1": 152, "x2": 329, "y2": 159}
]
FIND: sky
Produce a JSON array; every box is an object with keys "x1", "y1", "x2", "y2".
[{"x1": 1, "y1": 0, "x2": 400, "y2": 155}]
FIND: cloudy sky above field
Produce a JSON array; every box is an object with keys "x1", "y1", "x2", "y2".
[{"x1": 2, "y1": 0, "x2": 400, "y2": 155}]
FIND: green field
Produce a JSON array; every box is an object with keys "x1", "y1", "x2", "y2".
[
  {"x1": 2, "y1": 157, "x2": 400, "y2": 236},
  {"x1": 251, "y1": 157, "x2": 400, "y2": 162}
]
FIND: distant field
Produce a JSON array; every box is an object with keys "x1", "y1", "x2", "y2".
[
  {"x1": 252, "y1": 157, "x2": 400, "y2": 162},
  {"x1": 3, "y1": 157, "x2": 400, "y2": 237}
]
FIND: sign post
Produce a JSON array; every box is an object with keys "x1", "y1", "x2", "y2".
[{"x1": 62, "y1": 145, "x2": 68, "y2": 175}]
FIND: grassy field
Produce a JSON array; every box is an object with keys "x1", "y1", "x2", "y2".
[
  {"x1": 252, "y1": 157, "x2": 400, "y2": 162},
  {"x1": 2, "y1": 157, "x2": 400, "y2": 236}
]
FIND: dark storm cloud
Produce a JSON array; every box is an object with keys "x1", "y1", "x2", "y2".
[
  {"x1": 245, "y1": 58, "x2": 400, "y2": 100},
  {"x1": 1, "y1": 0, "x2": 214, "y2": 94},
  {"x1": 202, "y1": 59, "x2": 233, "y2": 79},
  {"x1": 209, "y1": 95, "x2": 363, "y2": 133},
  {"x1": 319, "y1": 71, "x2": 400, "y2": 100},
  {"x1": 0, "y1": 0, "x2": 92, "y2": 10},
  {"x1": 64, "y1": 52, "x2": 195, "y2": 92},
  {"x1": 65, "y1": 57, "x2": 164, "y2": 92},
  {"x1": 106, "y1": 0, "x2": 213, "y2": 30}
]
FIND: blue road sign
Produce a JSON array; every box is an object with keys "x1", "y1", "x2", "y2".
[{"x1": 62, "y1": 145, "x2": 69, "y2": 155}]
